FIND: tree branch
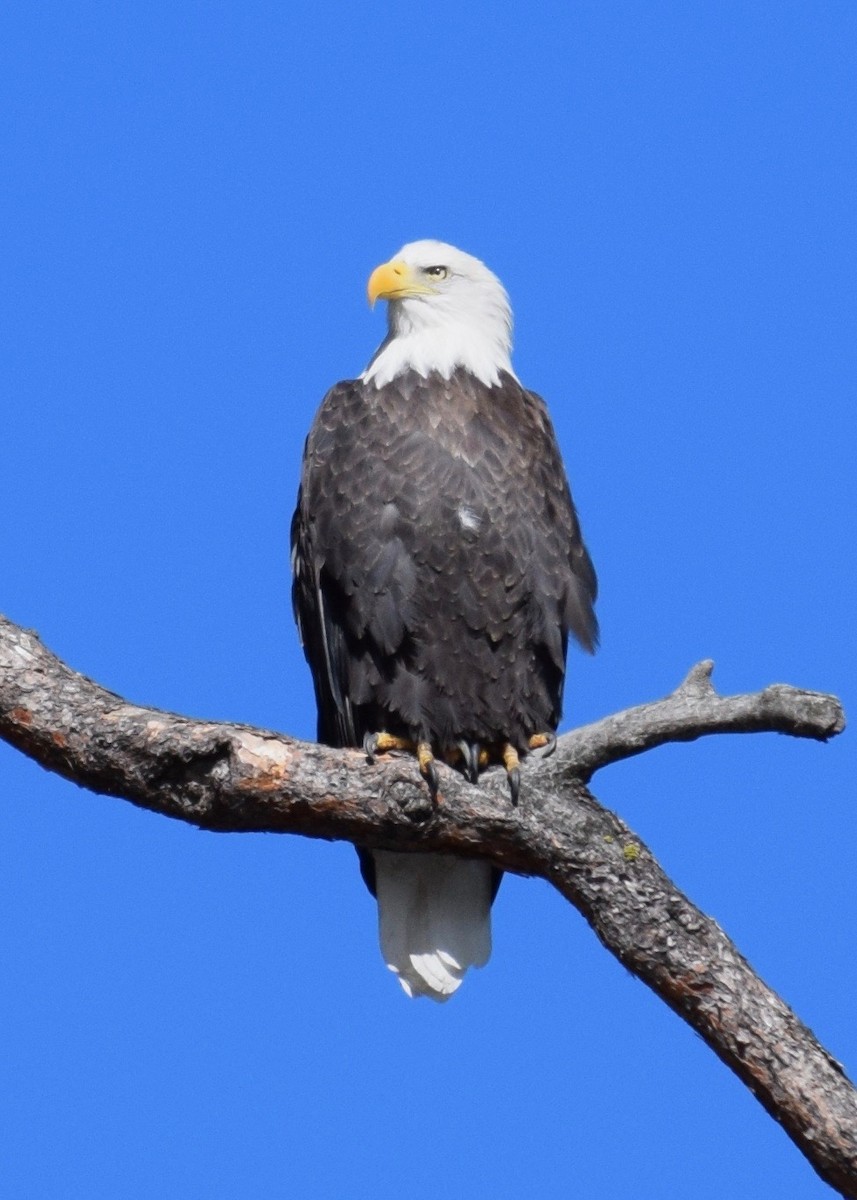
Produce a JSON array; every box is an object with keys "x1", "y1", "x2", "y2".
[
  {"x1": 558, "y1": 659, "x2": 846, "y2": 778},
  {"x1": 0, "y1": 613, "x2": 853, "y2": 1195}
]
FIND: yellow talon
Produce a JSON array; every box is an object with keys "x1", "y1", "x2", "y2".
[
  {"x1": 501, "y1": 743, "x2": 521, "y2": 805},
  {"x1": 363, "y1": 731, "x2": 416, "y2": 763},
  {"x1": 375, "y1": 732, "x2": 415, "y2": 753},
  {"x1": 364, "y1": 732, "x2": 440, "y2": 798},
  {"x1": 502, "y1": 744, "x2": 520, "y2": 772},
  {"x1": 417, "y1": 741, "x2": 440, "y2": 799},
  {"x1": 528, "y1": 731, "x2": 557, "y2": 759}
]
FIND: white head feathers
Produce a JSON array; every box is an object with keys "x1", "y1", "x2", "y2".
[{"x1": 361, "y1": 240, "x2": 516, "y2": 389}]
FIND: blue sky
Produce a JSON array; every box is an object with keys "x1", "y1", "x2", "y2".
[{"x1": 1, "y1": 2, "x2": 855, "y2": 1196}]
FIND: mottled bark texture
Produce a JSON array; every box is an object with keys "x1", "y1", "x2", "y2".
[{"x1": 0, "y1": 613, "x2": 852, "y2": 1195}]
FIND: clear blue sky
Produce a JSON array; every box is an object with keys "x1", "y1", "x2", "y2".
[{"x1": 1, "y1": 3, "x2": 855, "y2": 1197}]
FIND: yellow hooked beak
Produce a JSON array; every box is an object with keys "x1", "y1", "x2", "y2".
[{"x1": 367, "y1": 259, "x2": 434, "y2": 307}]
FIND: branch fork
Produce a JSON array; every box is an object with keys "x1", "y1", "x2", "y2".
[{"x1": 0, "y1": 614, "x2": 852, "y2": 1196}]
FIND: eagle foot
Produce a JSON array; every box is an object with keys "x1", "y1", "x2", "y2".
[
  {"x1": 528, "y1": 731, "x2": 557, "y2": 759},
  {"x1": 363, "y1": 731, "x2": 416, "y2": 763},
  {"x1": 365, "y1": 732, "x2": 544, "y2": 803},
  {"x1": 501, "y1": 743, "x2": 521, "y2": 806},
  {"x1": 417, "y1": 741, "x2": 440, "y2": 800},
  {"x1": 363, "y1": 732, "x2": 441, "y2": 801}
]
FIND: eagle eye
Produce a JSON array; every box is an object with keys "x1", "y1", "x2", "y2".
[{"x1": 423, "y1": 265, "x2": 448, "y2": 280}]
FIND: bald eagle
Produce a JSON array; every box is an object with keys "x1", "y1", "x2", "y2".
[{"x1": 291, "y1": 241, "x2": 596, "y2": 1001}]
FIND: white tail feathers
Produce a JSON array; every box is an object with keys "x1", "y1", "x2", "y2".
[{"x1": 372, "y1": 850, "x2": 493, "y2": 1001}]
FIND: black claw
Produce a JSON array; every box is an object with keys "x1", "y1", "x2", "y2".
[
  {"x1": 458, "y1": 740, "x2": 480, "y2": 784},
  {"x1": 363, "y1": 732, "x2": 379, "y2": 763},
  {"x1": 422, "y1": 758, "x2": 441, "y2": 801},
  {"x1": 530, "y1": 732, "x2": 557, "y2": 760},
  {"x1": 507, "y1": 766, "x2": 521, "y2": 806},
  {"x1": 469, "y1": 741, "x2": 482, "y2": 783}
]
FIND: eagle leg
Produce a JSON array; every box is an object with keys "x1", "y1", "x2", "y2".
[
  {"x1": 363, "y1": 731, "x2": 416, "y2": 763},
  {"x1": 501, "y1": 743, "x2": 521, "y2": 806},
  {"x1": 528, "y1": 731, "x2": 557, "y2": 759},
  {"x1": 417, "y1": 740, "x2": 440, "y2": 800}
]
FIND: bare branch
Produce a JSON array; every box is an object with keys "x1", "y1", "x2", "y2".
[
  {"x1": 559, "y1": 659, "x2": 846, "y2": 778},
  {"x1": 0, "y1": 613, "x2": 853, "y2": 1196}
]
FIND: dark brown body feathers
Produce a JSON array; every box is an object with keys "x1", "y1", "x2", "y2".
[{"x1": 292, "y1": 368, "x2": 596, "y2": 758}]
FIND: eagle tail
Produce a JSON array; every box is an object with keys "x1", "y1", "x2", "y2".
[{"x1": 372, "y1": 850, "x2": 493, "y2": 1001}]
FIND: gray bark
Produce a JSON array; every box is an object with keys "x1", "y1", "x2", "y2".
[{"x1": 0, "y1": 613, "x2": 852, "y2": 1195}]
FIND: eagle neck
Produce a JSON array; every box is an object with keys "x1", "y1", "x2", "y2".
[{"x1": 361, "y1": 295, "x2": 516, "y2": 390}]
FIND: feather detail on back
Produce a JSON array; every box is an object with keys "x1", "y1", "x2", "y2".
[{"x1": 373, "y1": 852, "x2": 493, "y2": 1001}]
